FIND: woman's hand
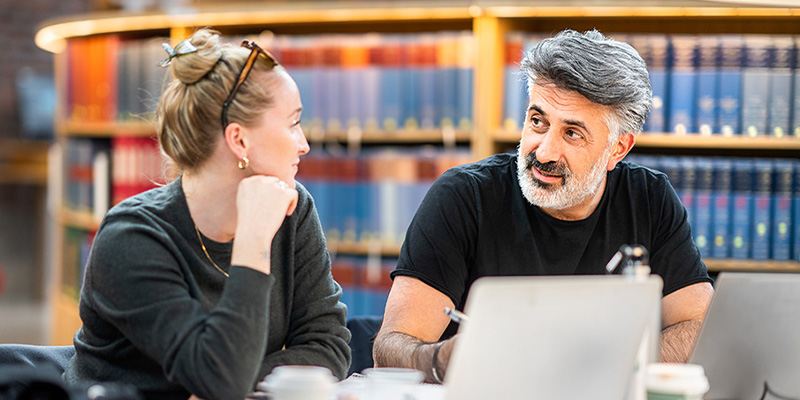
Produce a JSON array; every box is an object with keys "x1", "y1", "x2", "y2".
[{"x1": 231, "y1": 176, "x2": 298, "y2": 274}]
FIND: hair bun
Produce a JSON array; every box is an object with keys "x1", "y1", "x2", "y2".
[{"x1": 170, "y1": 29, "x2": 223, "y2": 84}]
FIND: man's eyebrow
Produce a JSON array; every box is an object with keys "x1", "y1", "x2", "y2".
[
  {"x1": 528, "y1": 104, "x2": 545, "y2": 116},
  {"x1": 563, "y1": 118, "x2": 588, "y2": 131}
]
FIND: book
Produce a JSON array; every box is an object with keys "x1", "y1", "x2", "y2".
[
  {"x1": 741, "y1": 35, "x2": 772, "y2": 137},
  {"x1": 750, "y1": 159, "x2": 772, "y2": 260},
  {"x1": 695, "y1": 36, "x2": 719, "y2": 136},
  {"x1": 710, "y1": 158, "x2": 733, "y2": 259},
  {"x1": 771, "y1": 159, "x2": 793, "y2": 261},
  {"x1": 668, "y1": 35, "x2": 698, "y2": 135},
  {"x1": 731, "y1": 159, "x2": 755, "y2": 259},
  {"x1": 502, "y1": 32, "x2": 527, "y2": 132},
  {"x1": 768, "y1": 36, "x2": 794, "y2": 138},
  {"x1": 693, "y1": 158, "x2": 714, "y2": 257},
  {"x1": 717, "y1": 35, "x2": 744, "y2": 137}
]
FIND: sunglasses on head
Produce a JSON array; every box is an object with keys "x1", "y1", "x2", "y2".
[{"x1": 220, "y1": 40, "x2": 280, "y2": 133}]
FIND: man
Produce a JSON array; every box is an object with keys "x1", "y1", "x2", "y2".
[{"x1": 373, "y1": 29, "x2": 714, "y2": 383}]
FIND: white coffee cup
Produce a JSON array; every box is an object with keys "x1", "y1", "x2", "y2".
[
  {"x1": 646, "y1": 363, "x2": 709, "y2": 400},
  {"x1": 262, "y1": 365, "x2": 336, "y2": 400},
  {"x1": 363, "y1": 367, "x2": 424, "y2": 400}
]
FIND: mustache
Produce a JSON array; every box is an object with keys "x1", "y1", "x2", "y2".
[{"x1": 524, "y1": 152, "x2": 569, "y2": 176}]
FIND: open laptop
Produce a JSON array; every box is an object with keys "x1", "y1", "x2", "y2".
[
  {"x1": 444, "y1": 275, "x2": 662, "y2": 400},
  {"x1": 689, "y1": 272, "x2": 800, "y2": 400}
]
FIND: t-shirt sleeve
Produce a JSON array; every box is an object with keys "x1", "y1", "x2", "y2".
[
  {"x1": 391, "y1": 168, "x2": 480, "y2": 308},
  {"x1": 648, "y1": 175, "x2": 714, "y2": 296}
]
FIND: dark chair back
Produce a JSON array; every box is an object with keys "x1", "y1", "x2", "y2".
[{"x1": 346, "y1": 315, "x2": 383, "y2": 376}]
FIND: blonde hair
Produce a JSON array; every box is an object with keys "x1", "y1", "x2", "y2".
[{"x1": 155, "y1": 28, "x2": 281, "y2": 170}]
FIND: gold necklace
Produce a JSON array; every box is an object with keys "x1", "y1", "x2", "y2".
[{"x1": 193, "y1": 224, "x2": 230, "y2": 278}]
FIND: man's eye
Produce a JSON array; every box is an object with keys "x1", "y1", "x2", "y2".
[{"x1": 566, "y1": 129, "x2": 584, "y2": 140}]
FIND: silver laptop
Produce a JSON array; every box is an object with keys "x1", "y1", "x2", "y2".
[
  {"x1": 689, "y1": 272, "x2": 800, "y2": 400},
  {"x1": 444, "y1": 275, "x2": 662, "y2": 400}
]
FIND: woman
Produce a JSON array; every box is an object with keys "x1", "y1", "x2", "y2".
[{"x1": 63, "y1": 29, "x2": 351, "y2": 400}]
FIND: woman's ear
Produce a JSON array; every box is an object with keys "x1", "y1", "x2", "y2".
[
  {"x1": 606, "y1": 132, "x2": 636, "y2": 171},
  {"x1": 223, "y1": 122, "x2": 249, "y2": 160}
]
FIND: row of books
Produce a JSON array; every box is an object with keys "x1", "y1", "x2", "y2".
[
  {"x1": 297, "y1": 148, "x2": 473, "y2": 245},
  {"x1": 628, "y1": 155, "x2": 800, "y2": 261},
  {"x1": 330, "y1": 255, "x2": 395, "y2": 318},
  {"x1": 64, "y1": 31, "x2": 475, "y2": 132},
  {"x1": 504, "y1": 33, "x2": 800, "y2": 137},
  {"x1": 64, "y1": 137, "x2": 167, "y2": 219},
  {"x1": 62, "y1": 227, "x2": 94, "y2": 300}
]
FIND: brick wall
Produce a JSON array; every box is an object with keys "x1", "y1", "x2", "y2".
[{"x1": 0, "y1": 0, "x2": 90, "y2": 139}]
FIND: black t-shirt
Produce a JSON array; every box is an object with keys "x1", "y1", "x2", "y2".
[{"x1": 392, "y1": 153, "x2": 712, "y2": 340}]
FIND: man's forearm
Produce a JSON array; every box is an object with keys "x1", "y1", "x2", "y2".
[
  {"x1": 373, "y1": 331, "x2": 441, "y2": 382},
  {"x1": 659, "y1": 319, "x2": 703, "y2": 363}
]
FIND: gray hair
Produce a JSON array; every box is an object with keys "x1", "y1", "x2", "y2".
[{"x1": 520, "y1": 29, "x2": 652, "y2": 141}]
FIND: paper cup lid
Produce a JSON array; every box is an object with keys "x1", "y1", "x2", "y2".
[{"x1": 646, "y1": 363, "x2": 710, "y2": 394}]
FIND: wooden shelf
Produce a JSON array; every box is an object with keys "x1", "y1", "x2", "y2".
[
  {"x1": 327, "y1": 240, "x2": 402, "y2": 257},
  {"x1": 60, "y1": 208, "x2": 101, "y2": 231},
  {"x1": 492, "y1": 130, "x2": 800, "y2": 151},
  {"x1": 705, "y1": 259, "x2": 800, "y2": 273},
  {"x1": 61, "y1": 120, "x2": 156, "y2": 138},
  {"x1": 0, "y1": 139, "x2": 50, "y2": 185}
]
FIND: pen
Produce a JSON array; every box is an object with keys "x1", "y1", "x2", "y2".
[{"x1": 444, "y1": 307, "x2": 470, "y2": 324}]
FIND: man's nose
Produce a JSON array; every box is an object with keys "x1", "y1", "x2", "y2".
[{"x1": 534, "y1": 131, "x2": 562, "y2": 164}]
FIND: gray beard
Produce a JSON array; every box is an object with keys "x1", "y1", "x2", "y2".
[{"x1": 516, "y1": 147, "x2": 610, "y2": 211}]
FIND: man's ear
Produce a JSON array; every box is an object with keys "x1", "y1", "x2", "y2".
[
  {"x1": 606, "y1": 132, "x2": 636, "y2": 171},
  {"x1": 223, "y1": 122, "x2": 249, "y2": 160}
]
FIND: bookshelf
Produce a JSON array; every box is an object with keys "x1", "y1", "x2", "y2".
[{"x1": 37, "y1": 1, "x2": 800, "y2": 344}]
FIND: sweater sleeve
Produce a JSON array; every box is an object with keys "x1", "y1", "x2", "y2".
[
  {"x1": 83, "y1": 215, "x2": 272, "y2": 400},
  {"x1": 258, "y1": 186, "x2": 352, "y2": 380}
]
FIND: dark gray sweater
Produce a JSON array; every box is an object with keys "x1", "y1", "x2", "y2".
[{"x1": 63, "y1": 177, "x2": 351, "y2": 400}]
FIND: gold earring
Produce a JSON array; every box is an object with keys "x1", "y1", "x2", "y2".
[{"x1": 237, "y1": 156, "x2": 249, "y2": 170}]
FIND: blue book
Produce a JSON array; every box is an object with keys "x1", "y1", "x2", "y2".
[
  {"x1": 711, "y1": 158, "x2": 733, "y2": 259},
  {"x1": 718, "y1": 35, "x2": 744, "y2": 136},
  {"x1": 668, "y1": 35, "x2": 698, "y2": 134},
  {"x1": 436, "y1": 33, "x2": 458, "y2": 130},
  {"x1": 750, "y1": 159, "x2": 772, "y2": 260},
  {"x1": 679, "y1": 157, "x2": 697, "y2": 229},
  {"x1": 635, "y1": 34, "x2": 669, "y2": 133},
  {"x1": 651, "y1": 35, "x2": 670, "y2": 133},
  {"x1": 795, "y1": 37, "x2": 800, "y2": 139},
  {"x1": 418, "y1": 35, "x2": 437, "y2": 129},
  {"x1": 379, "y1": 36, "x2": 403, "y2": 131},
  {"x1": 741, "y1": 35, "x2": 772, "y2": 137},
  {"x1": 401, "y1": 36, "x2": 421, "y2": 130},
  {"x1": 771, "y1": 159, "x2": 794, "y2": 261},
  {"x1": 693, "y1": 158, "x2": 714, "y2": 257},
  {"x1": 794, "y1": 161, "x2": 800, "y2": 262},
  {"x1": 695, "y1": 36, "x2": 719, "y2": 135},
  {"x1": 768, "y1": 36, "x2": 795, "y2": 138},
  {"x1": 731, "y1": 159, "x2": 755, "y2": 259}
]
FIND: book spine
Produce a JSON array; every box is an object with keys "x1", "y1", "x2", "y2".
[
  {"x1": 741, "y1": 35, "x2": 772, "y2": 137},
  {"x1": 647, "y1": 35, "x2": 670, "y2": 133},
  {"x1": 731, "y1": 159, "x2": 755, "y2": 259},
  {"x1": 718, "y1": 35, "x2": 744, "y2": 136},
  {"x1": 668, "y1": 35, "x2": 698, "y2": 135},
  {"x1": 695, "y1": 36, "x2": 720, "y2": 135},
  {"x1": 771, "y1": 159, "x2": 793, "y2": 261},
  {"x1": 693, "y1": 158, "x2": 714, "y2": 257},
  {"x1": 711, "y1": 158, "x2": 733, "y2": 259},
  {"x1": 768, "y1": 35, "x2": 794, "y2": 138},
  {"x1": 750, "y1": 159, "x2": 772, "y2": 260}
]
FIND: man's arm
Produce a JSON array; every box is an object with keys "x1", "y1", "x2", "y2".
[
  {"x1": 659, "y1": 282, "x2": 714, "y2": 363},
  {"x1": 373, "y1": 276, "x2": 458, "y2": 382}
]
